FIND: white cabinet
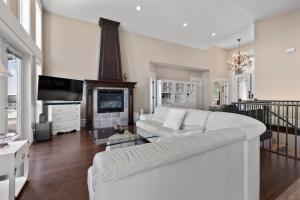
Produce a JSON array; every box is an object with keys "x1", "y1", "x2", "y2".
[
  {"x1": 157, "y1": 80, "x2": 197, "y2": 109},
  {"x1": 0, "y1": 140, "x2": 29, "y2": 200},
  {"x1": 48, "y1": 104, "x2": 81, "y2": 135}
]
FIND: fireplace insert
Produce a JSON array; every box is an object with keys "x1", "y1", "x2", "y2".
[{"x1": 97, "y1": 89, "x2": 124, "y2": 113}]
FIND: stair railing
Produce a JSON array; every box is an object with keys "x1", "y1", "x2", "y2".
[{"x1": 228, "y1": 101, "x2": 300, "y2": 160}]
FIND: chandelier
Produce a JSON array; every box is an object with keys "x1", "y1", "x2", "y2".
[{"x1": 227, "y1": 39, "x2": 253, "y2": 74}]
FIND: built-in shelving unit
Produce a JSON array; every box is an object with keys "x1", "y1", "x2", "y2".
[{"x1": 157, "y1": 80, "x2": 196, "y2": 108}]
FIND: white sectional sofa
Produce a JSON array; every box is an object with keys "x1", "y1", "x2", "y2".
[
  {"x1": 137, "y1": 106, "x2": 212, "y2": 141},
  {"x1": 88, "y1": 106, "x2": 266, "y2": 200}
]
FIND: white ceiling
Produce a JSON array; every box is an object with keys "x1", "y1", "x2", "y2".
[{"x1": 41, "y1": 0, "x2": 300, "y2": 50}]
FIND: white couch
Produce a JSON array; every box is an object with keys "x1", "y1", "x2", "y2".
[
  {"x1": 137, "y1": 106, "x2": 212, "y2": 141},
  {"x1": 88, "y1": 106, "x2": 266, "y2": 200}
]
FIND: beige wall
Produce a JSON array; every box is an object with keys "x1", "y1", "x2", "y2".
[
  {"x1": 207, "y1": 47, "x2": 229, "y2": 79},
  {"x1": 155, "y1": 66, "x2": 204, "y2": 81},
  {"x1": 255, "y1": 8, "x2": 300, "y2": 100},
  {"x1": 43, "y1": 12, "x2": 229, "y2": 115},
  {"x1": 10, "y1": 0, "x2": 18, "y2": 19},
  {"x1": 43, "y1": 12, "x2": 99, "y2": 80}
]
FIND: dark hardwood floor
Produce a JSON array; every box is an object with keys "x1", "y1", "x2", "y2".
[
  {"x1": 18, "y1": 130, "x2": 105, "y2": 200},
  {"x1": 260, "y1": 149, "x2": 300, "y2": 200},
  {"x1": 17, "y1": 129, "x2": 300, "y2": 200}
]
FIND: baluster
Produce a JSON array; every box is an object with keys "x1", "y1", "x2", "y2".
[
  {"x1": 295, "y1": 106, "x2": 298, "y2": 159},
  {"x1": 268, "y1": 105, "x2": 272, "y2": 151},
  {"x1": 286, "y1": 106, "x2": 289, "y2": 157},
  {"x1": 292, "y1": 105, "x2": 294, "y2": 128},
  {"x1": 277, "y1": 105, "x2": 280, "y2": 153},
  {"x1": 255, "y1": 104, "x2": 258, "y2": 119},
  {"x1": 269, "y1": 105, "x2": 272, "y2": 151}
]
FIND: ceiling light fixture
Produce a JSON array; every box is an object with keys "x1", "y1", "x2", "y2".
[
  {"x1": 227, "y1": 38, "x2": 253, "y2": 74},
  {"x1": 136, "y1": 5, "x2": 141, "y2": 11},
  {"x1": 183, "y1": 23, "x2": 188, "y2": 27},
  {"x1": 211, "y1": 32, "x2": 216, "y2": 37}
]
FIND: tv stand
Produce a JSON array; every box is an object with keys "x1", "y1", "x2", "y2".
[{"x1": 47, "y1": 103, "x2": 81, "y2": 135}]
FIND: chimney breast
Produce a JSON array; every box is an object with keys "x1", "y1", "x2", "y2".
[{"x1": 98, "y1": 18, "x2": 123, "y2": 81}]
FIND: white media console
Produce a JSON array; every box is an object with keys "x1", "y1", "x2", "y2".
[{"x1": 47, "y1": 103, "x2": 81, "y2": 135}]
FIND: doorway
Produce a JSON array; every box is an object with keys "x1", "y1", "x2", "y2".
[
  {"x1": 149, "y1": 72, "x2": 157, "y2": 114},
  {"x1": 190, "y1": 77, "x2": 203, "y2": 109},
  {"x1": 212, "y1": 79, "x2": 229, "y2": 106}
]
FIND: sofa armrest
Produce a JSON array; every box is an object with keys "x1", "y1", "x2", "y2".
[
  {"x1": 139, "y1": 114, "x2": 153, "y2": 121},
  {"x1": 236, "y1": 123, "x2": 266, "y2": 141}
]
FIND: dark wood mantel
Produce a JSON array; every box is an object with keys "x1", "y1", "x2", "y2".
[{"x1": 85, "y1": 80, "x2": 137, "y2": 130}]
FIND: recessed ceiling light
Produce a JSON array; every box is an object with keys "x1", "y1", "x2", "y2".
[
  {"x1": 136, "y1": 5, "x2": 141, "y2": 11},
  {"x1": 211, "y1": 32, "x2": 216, "y2": 37},
  {"x1": 183, "y1": 23, "x2": 188, "y2": 27}
]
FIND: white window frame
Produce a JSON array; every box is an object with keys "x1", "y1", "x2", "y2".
[
  {"x1": 35, "y1": 0, "x2": 42, "y2": 49},
  {"x1": 3, "y1": 42, "x2": 23, "y2": 138},
  {"x1": 34, "y1": 58, "x2": 42, "y2": 123},
  {"x1": 19, "y1": 0, "x2": 31, "y2": 35}
]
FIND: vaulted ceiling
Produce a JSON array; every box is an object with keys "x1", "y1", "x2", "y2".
[{"x1": 42, "y1": 0, "x2": 300, "y2": 49}]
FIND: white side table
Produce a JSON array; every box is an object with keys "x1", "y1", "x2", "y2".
[{"x1": 0, "y1": 140, "x2": 29, "y2": 200}]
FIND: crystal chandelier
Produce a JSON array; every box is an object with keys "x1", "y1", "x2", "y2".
[{"x1": 227, "y1": 39, "x2": 253, "y2": 74}]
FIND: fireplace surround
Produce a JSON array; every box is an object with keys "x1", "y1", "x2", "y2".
[{"x1": 85, "y1": 80, "x2": 136, "y2": 130}]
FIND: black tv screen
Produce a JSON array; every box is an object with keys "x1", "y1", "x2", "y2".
[{"x1": 37, "y1": 75, "x2": 83, "y2": 101}]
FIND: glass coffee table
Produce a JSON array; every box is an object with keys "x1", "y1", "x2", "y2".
[{"x1": 89, "y1": 126, "x2": 158, "y2": 150}]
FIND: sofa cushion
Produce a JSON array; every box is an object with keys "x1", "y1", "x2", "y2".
[
  {"x1": 206, "y1": 112, "x2": 266, "y2": 141},
  {"x1": 157, "y1": 128, "x2": 206, "y2": 142},
  {"x1": 163, "y1": 109, "x2": 187, "y2": 130},
  {"x1": 92, "y1": 129, "x2": 246, "y2": 183},
  {"x1": 156, "y1": 126, "x2": 177, "y2": 137},
  {"x1": 136, "y1": 120, "x2": 162, "y2": 133},
  {"x1": 153, "y1": 106, "x2": 171, "y2": 122},
  {"x1": 181, "y1": 110, "x2": 211, "y2": 132},
  {"x1": 179, "y1": 128, "x2": 205, "y2": 136},
  {"x1": 136, "y1": 120, "x2": 178, "y2": 138}
]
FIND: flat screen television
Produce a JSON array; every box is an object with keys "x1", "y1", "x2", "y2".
[{"x1": 37, "y1": 75, "x2": 83, "y2": 101}]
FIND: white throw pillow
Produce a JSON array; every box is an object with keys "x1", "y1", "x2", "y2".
[{"x1": 163, "y1": 109, "x2": 187, "y2": 130}]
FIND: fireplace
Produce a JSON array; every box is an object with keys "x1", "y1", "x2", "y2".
[
  {"x1": 97, "y1": 89, "x2": 124, "y2": 113},
  {"x1": 85, "y1": 18, "x2": 136, "y2": 130}
]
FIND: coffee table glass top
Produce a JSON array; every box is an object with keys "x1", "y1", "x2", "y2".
[{"x1": 89, "y1": 127, "x2": 158, "y2": 146}]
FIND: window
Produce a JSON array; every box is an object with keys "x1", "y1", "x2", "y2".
[
  {"x1": 19, "y1": 0, "x2": 30, "y2": 34},
  {"x1": 6, "y1": 50, "x2": 22, "y2": 134},
  {"x1": 233, "y1": 53, "x2": 255, "y2": 101},
  {"x1": 235, "y1": 74, "x2": 250, "y2": 101},
  {"x1": 35, "y1": 0, "x2": 42, "y2": 49}
]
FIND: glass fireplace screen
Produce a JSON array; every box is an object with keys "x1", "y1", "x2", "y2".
[{"x1": 97, "y1": 89, "x2": 124, "y2": 113}]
